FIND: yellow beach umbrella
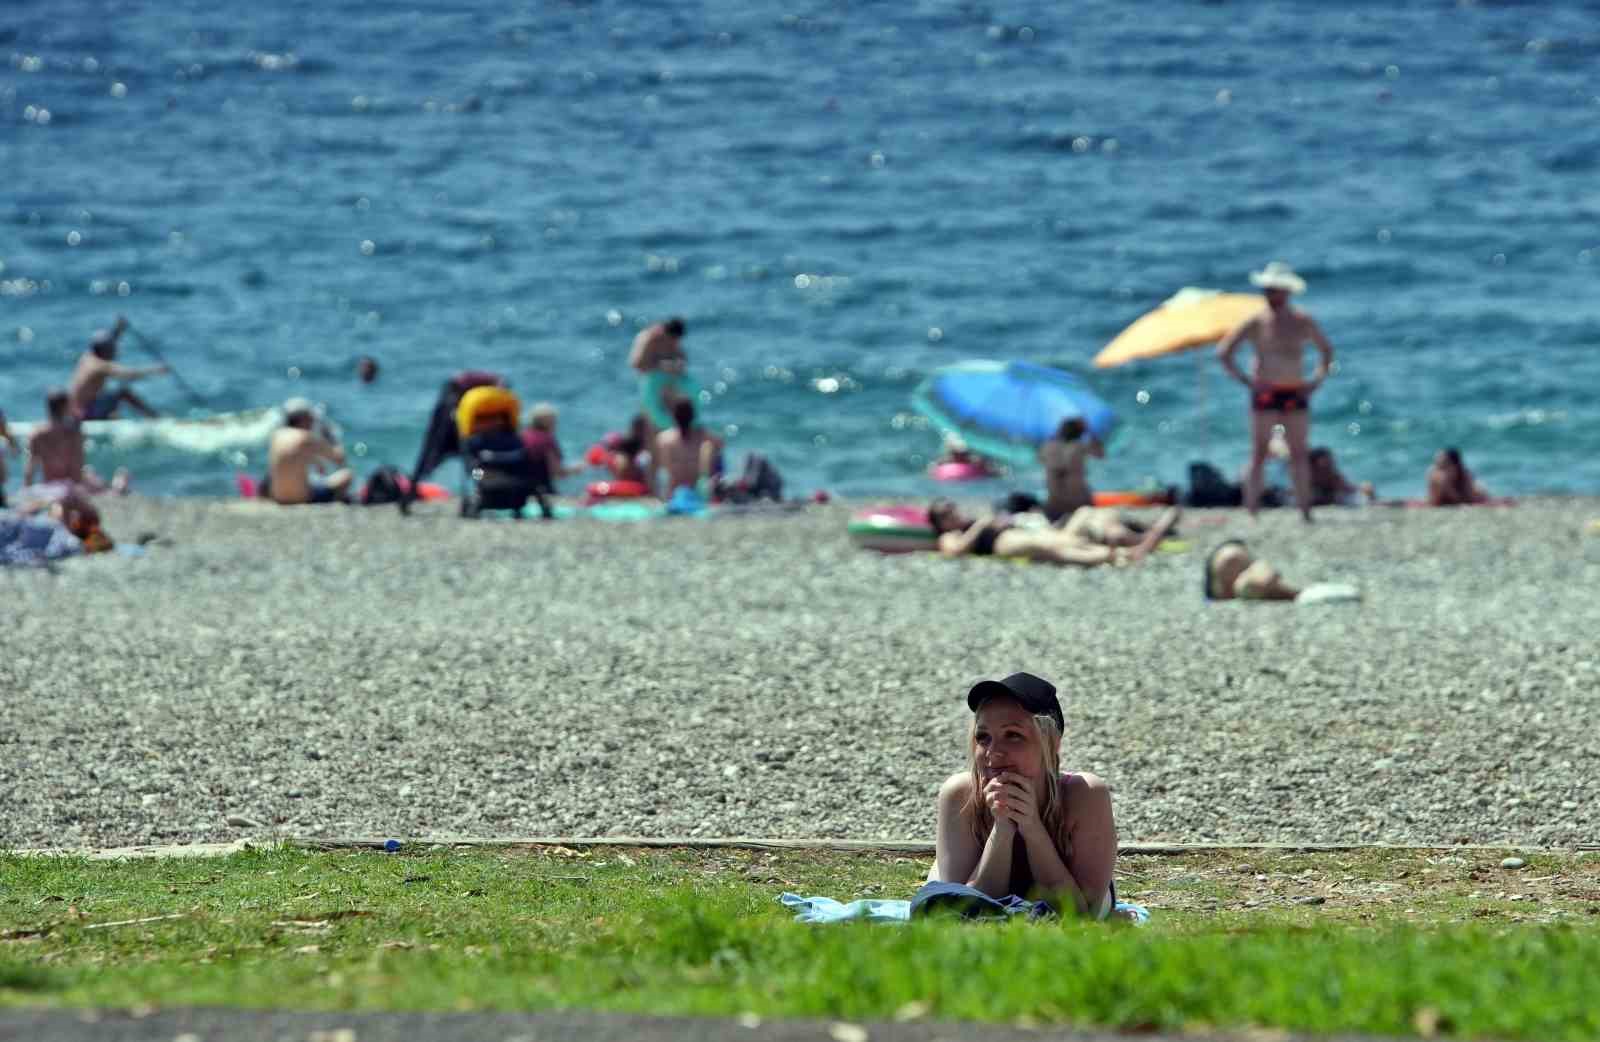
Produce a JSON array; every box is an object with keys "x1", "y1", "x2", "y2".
[{"x1": 1093, "y1": 288, "x2": 1263, "y2": 369}]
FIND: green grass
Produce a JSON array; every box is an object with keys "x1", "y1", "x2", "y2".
[{"x1": 3, "y1": 844, "x2": 1600, "y2": 1038}]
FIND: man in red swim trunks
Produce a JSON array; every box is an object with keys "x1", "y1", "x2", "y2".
[{"x1": 1217, "y1": 261, "x2": 1335, "y2": 522}]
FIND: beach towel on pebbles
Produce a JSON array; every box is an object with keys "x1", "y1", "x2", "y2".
[{"x1": 0, "y1": 514, "x2": 83, "y2": 567}]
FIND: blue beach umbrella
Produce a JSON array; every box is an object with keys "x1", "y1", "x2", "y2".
[{"x1": 911, "y1": 360, "x2": 1118, "y2": 466}]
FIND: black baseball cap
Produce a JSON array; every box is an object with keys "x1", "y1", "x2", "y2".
[{"x1": 966, "y1": 672, "x2": 1064, "y2": 732}]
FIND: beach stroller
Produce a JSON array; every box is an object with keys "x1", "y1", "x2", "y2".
[
  {"x1": 454, "y1": 386, "x2": 550, "y2": 519},
  {"x1": 401, "y1": 370, "x2": 505, "y2": 513}
]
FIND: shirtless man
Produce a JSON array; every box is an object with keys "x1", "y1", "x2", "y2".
[
  {"x1": 1038, "y1": 417, "x2": 1103, "y2": 523},
  {"x1": 67, "y1": 317, "x2": 168, "y2": 420},
  {"x1": 627, "y1": 317, "x2": 687, "y2": 375},
  {"x1": 267, "y1": 398, "x2": 351, "y2": 505},
  {"x1": 1216, "y1": 262, "x2": 1334, "y2": 522},
  {"x1": 653, "y1": 398, "x2": 722, "y2": 497},
  {"x1": 25, "y1": 390, "x2": 89, "y2": 486}
]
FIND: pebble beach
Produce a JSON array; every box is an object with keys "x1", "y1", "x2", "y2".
[{"x1": 3, "y1": 496, "x2": 1599, "y2": 852}]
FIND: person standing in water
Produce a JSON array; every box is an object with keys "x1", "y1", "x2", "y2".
[
  {"x1": 628, "y1": 317, "x2": 687, "y2": 376},
  {"x1": 1216, "y1": 262, "x2": 1335, "y2": 522},
  {"x1": 67, "y1": 316, "x2": 169, "y2": 420}
]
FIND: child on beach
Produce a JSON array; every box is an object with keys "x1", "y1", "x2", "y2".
[
  {"x1": 607, "y1": 414, "x2": 656, "y2": 495},
  {"x1": 927, "y1": 673, "x2": 1119, "y2": 917},
  {"x1": 521, "y1": 403, "x2": 591, "y2": 494}
]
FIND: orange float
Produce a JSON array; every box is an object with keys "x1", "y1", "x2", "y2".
[{"x1": 1092, "y1": 489, "x2": 1174, "y2": 508}]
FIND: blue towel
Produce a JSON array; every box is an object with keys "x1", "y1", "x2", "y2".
[
  {"x1": 778, "y1": 893, "x2": 912, "y2": 923},
  {"x1": 911, "y1": 881, "x2": 1055, "y2": 920},
  {"x1": 0, "y1": 514, "x2": 83, "y2": 567},
  {"x1": 780, "y1": 885, "x2": 1150, "y2": 926}
]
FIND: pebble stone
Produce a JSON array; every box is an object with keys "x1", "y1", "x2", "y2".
[{"x1": 3, "y1": 496, "x2": 1600, "y2": 850}]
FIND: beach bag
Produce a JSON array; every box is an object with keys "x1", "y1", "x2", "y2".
[
  {"x1": 714, "y1": 452, "x2": 785, "y2": 503},
  {"x1": 360, "y1": 465, "x2": 408, "y2": 506},
  {"x1": 1185, "y1": 462, "x2": 1242, "y2": 508}
]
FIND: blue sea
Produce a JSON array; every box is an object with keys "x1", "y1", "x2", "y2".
[{"x1": 5, "y1": 1, "x2": 1599, "y2": 500}]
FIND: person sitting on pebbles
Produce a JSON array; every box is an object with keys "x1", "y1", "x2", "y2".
[
  {"x1": 1308, "y1": 446, "x2": 1375, "y2": 507},
  {"x1": 927, "y1": 673, "x2": 1120, "y2": 917},
  {"x1": 1425, "y1": 447, "x2": 1499, "y2": 507},
  {"x1": 927, "y1": 499, "x2": 1180, "y2": 568},
  {"x1": 268, "y1": 398, "x2": 351, "y2": 505}
]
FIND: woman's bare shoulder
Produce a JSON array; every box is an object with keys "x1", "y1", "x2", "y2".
[
  {"x1": 1059, "y1": 771, "x2": 1112, "y2": 805},
  {"x1": 938, "y1": 771, "x2": 974, "y2": 801}
]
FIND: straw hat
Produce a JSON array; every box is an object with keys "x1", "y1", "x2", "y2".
[{"x1": 1248, "y1": 261, "x2": 1307, "y2": 295}]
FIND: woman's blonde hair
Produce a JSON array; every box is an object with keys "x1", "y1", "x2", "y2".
[
  {"x1": 965, "y1": 704, "x2": 1069, "y2": 864},
  {"x1": 530, "y1": 403, "x2": 558, "y2": 431}
]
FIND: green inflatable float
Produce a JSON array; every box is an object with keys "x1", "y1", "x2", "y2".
[{"x1": 639, "y1": 368, "x2": 704, "y2": 428}]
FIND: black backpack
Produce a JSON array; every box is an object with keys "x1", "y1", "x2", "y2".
[
  {"x1": 360, "y1": 464, "x2": 408, "y2": 506},
  {"x1": 1184, "y1": 462, "x2": 1242, "y2": 508}
]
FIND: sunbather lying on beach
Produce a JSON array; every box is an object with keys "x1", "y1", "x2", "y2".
[
  {"x1": 1203, "y1": 540, "x2": 1361, "y2": 604},
  {"x1": 1203, "y1": 540, "x2": 1299, "y2": 601},
  {"x1": 927, "y1": 499, "x2": 1179, "y2": 567},
  {"x1": 928, "y1": 672, "x2": 1118, "y2": 917}
]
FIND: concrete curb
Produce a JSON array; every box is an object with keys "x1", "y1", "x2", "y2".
[
  {"x1": 301, "y1": 836, "x2": 1600, "y2": 855},
  {"x1": 10, "y1": 836, "x2": 1595, "y2": 860}
]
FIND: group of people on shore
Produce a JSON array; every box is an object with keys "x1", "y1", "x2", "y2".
[
  {"x1": 910, "y1": 262, "x2": 1503, "y2": 604},
  {"x1": 5, "y1": 263, "x2": 1505, "y2": 527},
  {"x1": 261, "y1": 315, "x2": 727, "y2": 509}
]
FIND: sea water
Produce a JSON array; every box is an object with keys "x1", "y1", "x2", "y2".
[{"x1": 4, "y1": 1, "x2": 1598, "y2": 499}]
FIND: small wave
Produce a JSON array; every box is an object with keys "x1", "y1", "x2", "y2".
[
  {"x1": 1541, "y1": 142, "x2": 1600, "y2": 174},
  {"x1": 7, "y1": 408, "x2": 284, "y2": 455},
  {"x1": 1220, "y1": 201, "x2": 1296, "y2": 221},
  {"x1": 1007, "y1": 130, "x2": 1123, "y2": 155}
]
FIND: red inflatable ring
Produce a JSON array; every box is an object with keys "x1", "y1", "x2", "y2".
[{"x1": 586, "y1": 480, "x2": 649, "y2": 503}]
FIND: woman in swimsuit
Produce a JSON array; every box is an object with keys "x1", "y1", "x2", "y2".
[
  {"x1": 1308, "y1": 446, "x2": 1375, "y2": 507},
  {"x1": 928, "y1": 673, "x2": 1119, "y2": 917},
  {"x1": 1425, "y1": 448, "x2": 1493, "y2": 507},
  {"x1": 926, "y1": 499, "x2": 1180, "y2": 567}
]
